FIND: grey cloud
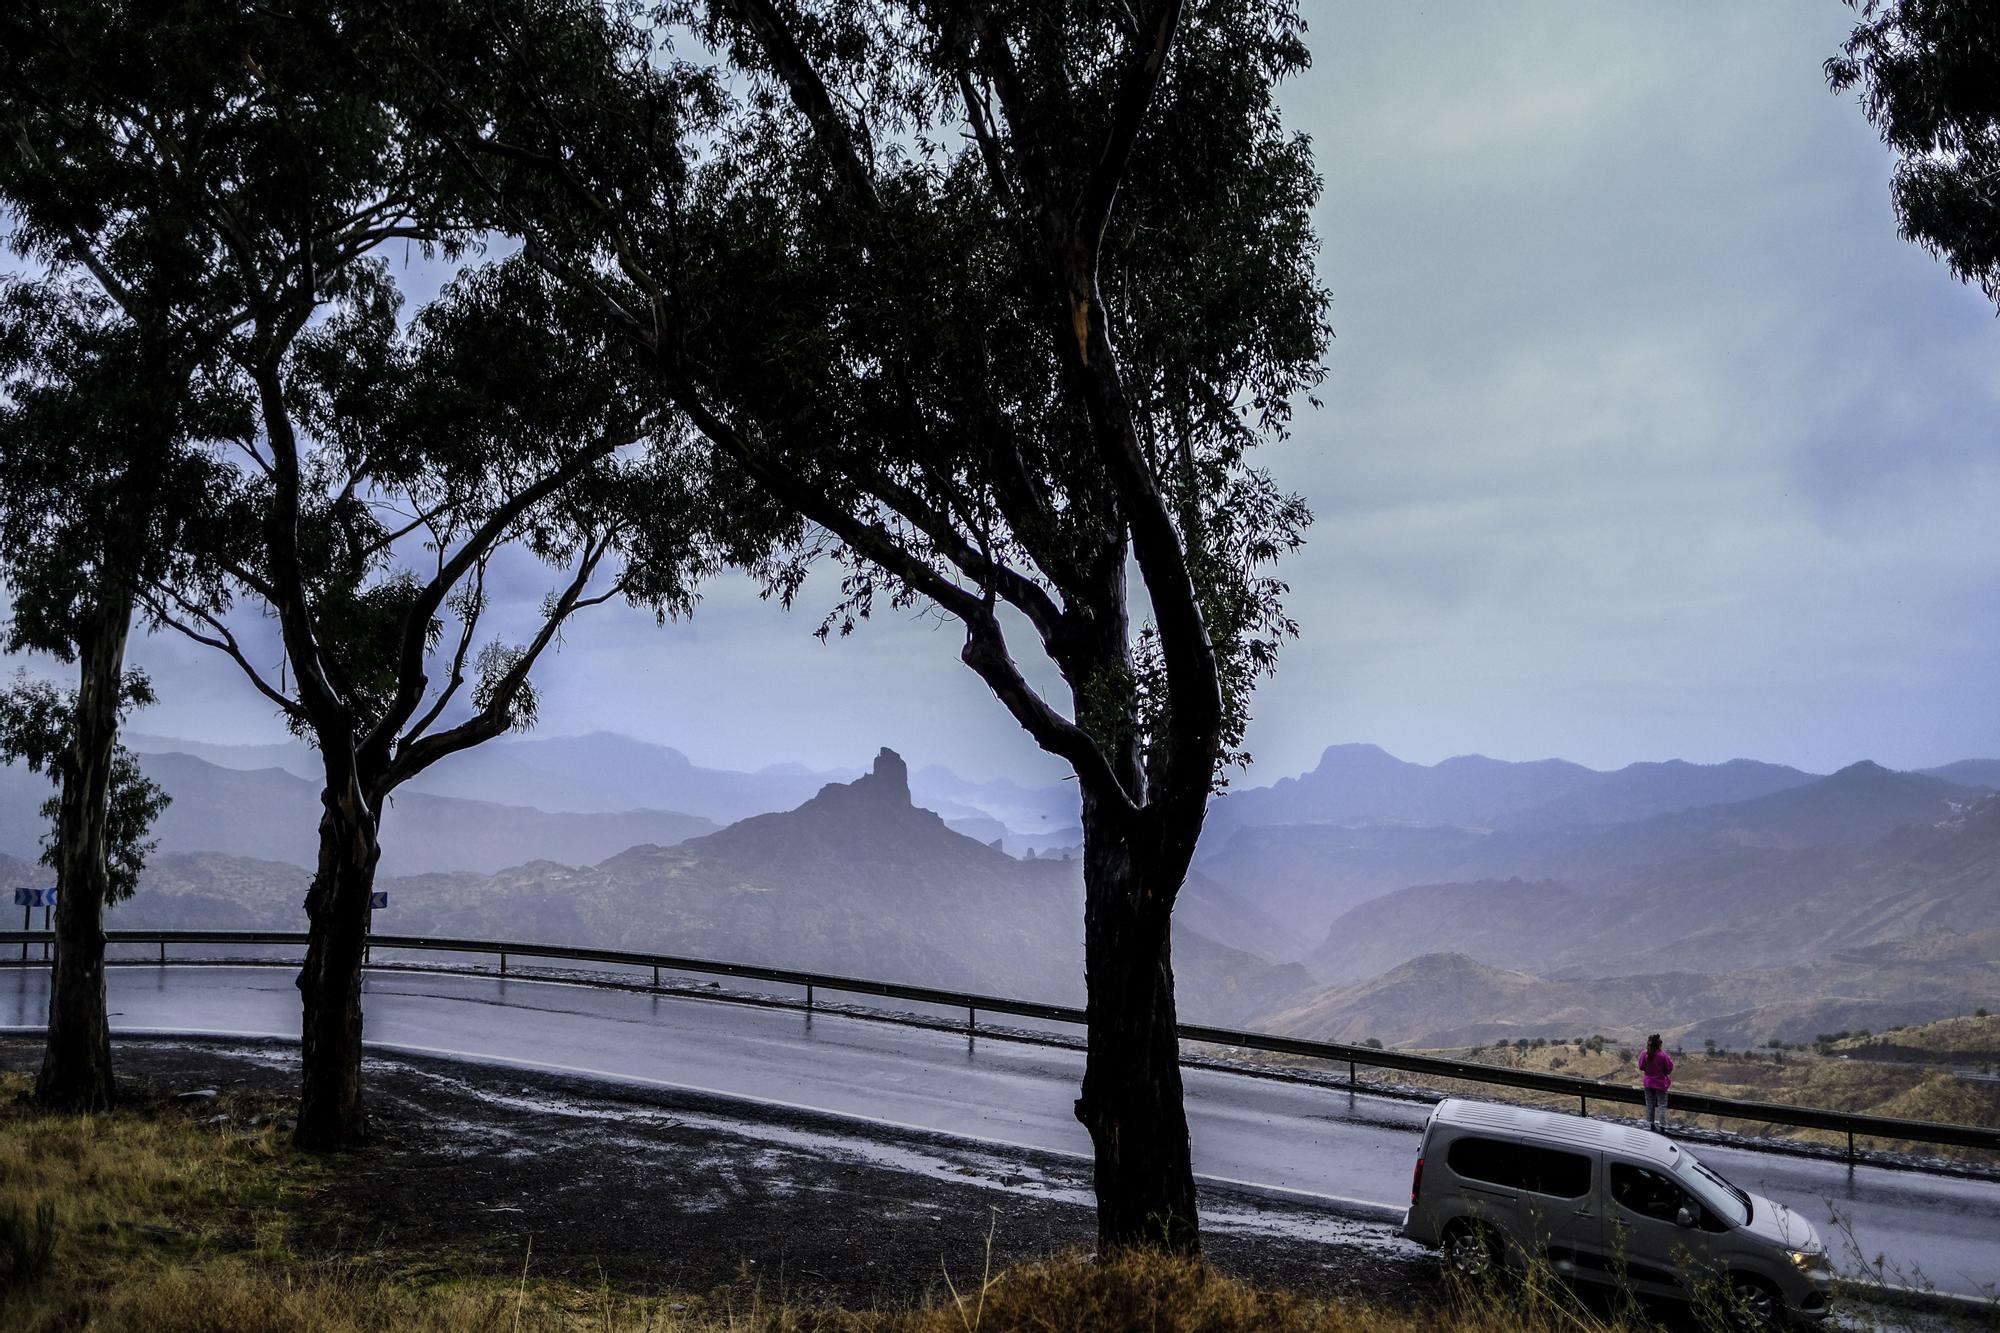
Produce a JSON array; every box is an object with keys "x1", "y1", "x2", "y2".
[{"x1": 8, "y1": 3, "x2": 1997, "y2": 792}]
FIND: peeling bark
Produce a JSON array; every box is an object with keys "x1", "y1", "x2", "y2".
[{"x1": 35, "y1": 584, "x2": 134, "y2": 1112}]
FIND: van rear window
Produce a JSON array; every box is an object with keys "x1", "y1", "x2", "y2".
[{"x1": 1447, "y1": 1136, "x2": 1591, "y2": 1198}]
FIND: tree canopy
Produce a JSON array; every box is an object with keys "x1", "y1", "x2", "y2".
[
  {"x1": 377, "y1": 0, "x2": 1328, "y2": 1246},
  {"x1": 391, "y1": 0, "x2": 1327, "y2": 806},
  {"x1": 1828, "y1": 0, "x2": 2000, "y2": 307},
  {"x1": 0, "y1": 671, "x2": 168, "y2": 904}
]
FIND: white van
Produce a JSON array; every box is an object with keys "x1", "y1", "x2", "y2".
[{"x1": 1402, "y1": 1098, "x2": 1834, "y2": 1326}]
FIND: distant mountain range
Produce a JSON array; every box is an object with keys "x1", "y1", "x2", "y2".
[
  {"x1": 1298, "y1": 761, "x2": 1997, "y2": 981},
  {"x1": 4, "y1": 751, "x2": 716, "y2": 877},
  {"x1": 120, "y1": 731, "x2": 1084, "y2": 853},
  {"x1": 1198, "y1": 743, "x2": 1825, "y2": 844},
  {"x1": 100, "y1": 749, "x2": 1305, "y2": 1026},
  {"x1": 7, "y1": 731, "x2": 1996, "y2": 1052},
  {"x1": 1260, "y1": 928, "x2": 2000, "y2": 1050},
  {"x1": 1195, "y1": 752, "x2": 1997, "y2": 945}
]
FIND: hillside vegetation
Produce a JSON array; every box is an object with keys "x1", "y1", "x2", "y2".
[{"x1": 1288, "y1": 1015, "x2": 2000, "y2": 1160}]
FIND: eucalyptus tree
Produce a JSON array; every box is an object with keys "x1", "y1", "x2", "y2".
[
  {"x1": 1828, "y1": 0, "x2": 2000, "y2": 309},
  {"x1": 1, "y1": 0, "x2": 442, "y2": 1120},
  {"x1": 0, "y1": 0, "x2": 256, "y2": 1106},
  {"x1": 0, "y1": 287, "x2": 182, "y2": 1111},
  {"x1": 390, "y1": 0, "x2": 1327, "y2": 1247},
  {"x1": 188, "y1": 252, "x2": 758, "y2": 1150},
  {"x1": 4, "y1": 1, "x2": 761, "y2": 1147}
]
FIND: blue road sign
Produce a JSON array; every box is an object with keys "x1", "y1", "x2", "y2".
[
  {"x1": 13, "y1": 887, "x2": 55, "y2": 908},
  {"x1": 369, "y1": 891, "x2": 388, "y2": 909}
]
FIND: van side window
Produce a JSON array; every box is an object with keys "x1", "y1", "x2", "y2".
[
  {"x1": 1611, "y1": 1162, "x2": 1707, "y2": 1227},
  {"x1": 1447, "y1": 1136, "x2": 1591, "y2": 1198}
]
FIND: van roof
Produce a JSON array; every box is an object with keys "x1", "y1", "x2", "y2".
[{"x1": 1432, "y1": 1097, "x2": 1681, "y2": 1168}]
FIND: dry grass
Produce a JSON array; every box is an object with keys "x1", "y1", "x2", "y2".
[
  {"x1": 884, "y1": 1247, "x2": 1659, "y2": 1333},
  {"x1": 2, "y1": 1243, "x2": 1666, "y2": 1333}
]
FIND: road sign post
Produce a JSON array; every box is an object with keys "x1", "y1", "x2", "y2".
[
  {"x1": 13, "y1": 887, "x2": 54, "y2": 961},
  {"x1": 364, "y1": 891, "x2": 387, "y2": 964}
]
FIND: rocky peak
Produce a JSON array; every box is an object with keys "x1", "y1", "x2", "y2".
[{"x1": 829, "y1": 747, "x2": 910, "y2": 807}]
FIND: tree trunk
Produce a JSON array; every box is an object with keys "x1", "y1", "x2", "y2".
[
  {"x1": 35, "y1": 586, "x2": 136, "y2": 1112},
  {"x1": 293, "y1": 784, "x2": 381, "y2": 1150},
  {"x1": 1073, "y1": 804, "x2": 1201, "y2": 1254}
]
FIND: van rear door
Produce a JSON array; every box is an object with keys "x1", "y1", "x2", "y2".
[
  {"x1": 1442, "y1": 1135, "x2": 1602, "y2": 1277},
  {"x1": 1442, "y1": 1132, "x2": 1523, "y2": 1239},
  {"x1": 1509, "y1": 1144, "x2": 1605, "y2": 1284}
]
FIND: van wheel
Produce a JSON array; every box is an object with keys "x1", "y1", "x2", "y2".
[
  {"x1": 1442, "y1": 1222, "x2": 1499, "y2": 1282},
  {"x1": 1724, "y1": 1274, "x2": 1783, "y2": 1330}
]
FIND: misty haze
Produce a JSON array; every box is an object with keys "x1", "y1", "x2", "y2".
[{"x1": 3, "y1": 1, "x2": 1998, "y2": 1330}]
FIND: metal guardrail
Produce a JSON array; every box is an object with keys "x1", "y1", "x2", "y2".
[{"x1": 5, "y1": 928, "x2": 1998, "y2": 1158}]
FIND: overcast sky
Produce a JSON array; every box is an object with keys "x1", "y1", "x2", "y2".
[{"x1": 9, "y1": 2, "x2": 1999, "y2": 787}]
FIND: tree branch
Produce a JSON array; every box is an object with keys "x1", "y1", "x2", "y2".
[
  {"x1": 829, "y1": 452, "x2": 1068, "y2": 649},
  {"x1": 1073, "y1": 0, "x2": 1183, "y2": 253},
  {"x1": 135, "y1": 585, "x2": 305, "y2": 723},
  {"x1": 398, "y1": 557, "x2": 486, "y2": 746},
  {"x1": 382, "y1": 531, "x2": 620, "y2": 788},
  {"x1": 249, "y1": 318, "x2": 353, "y2": 744},
  {"x1": 710, "y1": 0, "x2": 879, "y2": 209},
  {"x1": 959, "y1": 606, "x2": 1137, "y2": 816},
  {"x1": 361, "y1": 427, "x2": 632, "y2": 763},
  {"x1": 669, "y1": 381, "x2": 1135, "y2": 814},
  {"x1": 355, "y1": 496, "x2": 460, "y2": 561}
]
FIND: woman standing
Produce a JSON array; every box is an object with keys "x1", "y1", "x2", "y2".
[{"x1": 1638, "y1": 1033, "x2": 1674, "y2": 1131}]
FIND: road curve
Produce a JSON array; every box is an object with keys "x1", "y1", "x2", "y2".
[{"x1": 4, "y1": 963, "x2": 1997, "y2": 1300}]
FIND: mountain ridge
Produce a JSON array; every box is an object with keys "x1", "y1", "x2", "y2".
[
  {"x1": 1303, "y1": 775, "x2": 2000, "y2": 983},
  {"x1": 1198, "y1": 743, "x2": 1822, "y2": 847},
  {"x1": 108, "y1": 748, "x2": 1306, "y2": 1026},
  {"x1": 1256, "y1": 940, "x2": 2000, "y2": 1049}
]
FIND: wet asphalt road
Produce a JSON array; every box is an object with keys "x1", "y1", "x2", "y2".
[{"x1": 4, "y1": 962, "x2": 1997, "y2": 1300}]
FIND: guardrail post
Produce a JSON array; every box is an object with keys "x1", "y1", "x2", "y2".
[
  {"x1": 968, "y1": 1004, "x2": 976, "y2": 1034},
  {"x1": 1580, "y1": 1095, "x2": 1587, "y2": 1116},
  {"x1": 1847, "y1": 1131, "x2": 1855, "y2": 1164},
  {"x1": 159, "y1": 941, "x2": 166, "y2": 966},
  {"x1": 805, "y1": 983, "x2": 814, "y2": 1011},
  {"x1": 652, "y1": 964, "x2": 660, "y2": 988},
  {"x1": 1348, "y1": 1060, "x2": 1356, "y2": 1088},
  {"x1": 499, "y1": 951, "x2": 507, "y2": 976}
]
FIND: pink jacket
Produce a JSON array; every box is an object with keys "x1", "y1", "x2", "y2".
[{"x1": 1639, "y1": 1049, "x2": 1674, "y2": 1090}]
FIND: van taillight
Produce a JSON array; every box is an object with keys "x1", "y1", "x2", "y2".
[{"x1": 1410, "y1": 1156, "x2": 1424, "y2": 1205}]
